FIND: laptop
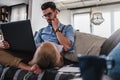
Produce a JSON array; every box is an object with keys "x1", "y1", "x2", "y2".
[{"x1": 0, "y1": 20, "x2": 36, "y2": 53}]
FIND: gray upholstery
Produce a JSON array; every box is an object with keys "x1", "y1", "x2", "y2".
[
  {"x1": 65, "y1": 28, "x2": 120, "y2": 62},
  {"x1": 100, "y1": 28, "x2": 120, "y2": 56},
  {"x1": 65, "y1": 31, "x2": 106, "y2": 62}
]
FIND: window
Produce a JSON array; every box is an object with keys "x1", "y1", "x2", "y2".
[
  {"x1": 73, "y1": 9, "x2": 120, "y2": 38},
  {"x1": 10, "y1": 4, "x2": 28, "y2": 21},
  {"x1": 73, "y1": 13, "x2": 91, "y2": 33},
  {"x1": 114, "y1": 11, "x2": 120, "y2": 32}
]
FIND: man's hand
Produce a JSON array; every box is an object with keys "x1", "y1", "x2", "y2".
[
  {"x1": 52, "y1": 18, "x2": 59, "y2": 31},
  {"x1": 0, "y1": 40, "x2": 10, "y2": 49}
]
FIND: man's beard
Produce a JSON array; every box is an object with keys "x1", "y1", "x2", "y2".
[
  {"x1": 47, "y1": 19, "x2": 52, "y2": 24},
  {"x1": 47, "y1": 15, "x2": 56, "y2": 26},
  {"x1": 47, "y1": 19, "x2": 52, "y2": 26},
  {"x1": 49, "y1": 23, "x2": 52, "y2": 26}
]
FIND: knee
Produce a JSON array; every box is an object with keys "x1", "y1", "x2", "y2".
[
  {"x1": 41, "y1": 42, "x2": 55, "y2": 48},
  {"x1": 39, "y1": 42, "x2": 58, "y2": 53},
  {"x1": 31, "y1": 42, "x2": 61, "y2": 69}
]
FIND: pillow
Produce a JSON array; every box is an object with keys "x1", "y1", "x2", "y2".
[
  {"x1": 64, "y1": 31, "x2": 106, "y2": 62},
  {"x1": 107, "y1": 42, "x2": 120, "y2": 80}
]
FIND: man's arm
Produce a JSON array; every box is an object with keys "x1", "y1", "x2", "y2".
[
  {"x1": 55, "y1": 31, "x2": 71, "y2": 51},
  {"x1": 52, "y1": 18, "x2": 74, "y2": 51},
  {"x1": 34, "y1": 29, "x2": 44, "y2": 48}
]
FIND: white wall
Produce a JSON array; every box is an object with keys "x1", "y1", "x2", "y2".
[
  {"x1": 31, "y1": 0, "x2": 47, "y2": 33},
  {"x1": 58, "y1": 10, "x2": 71, "y2": 25},
  {"x1": 30, "y1": 0, "x2": 71, "y2": 33}
]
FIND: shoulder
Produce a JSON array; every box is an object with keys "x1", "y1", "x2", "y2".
[
  {"x1": 60, "y1": 23, "x2": 73, "y2": 28},
  {"x1": 59, "y1": 23, "x2": 74, "y2": 32},
  {"x1": 65, "y1": 24, "x2": 73, "y2": 30},
  {"x1": 38, "y1": 27, "x2": 47, "y2": 32},
  {"x1": 36, "y1": 27, "x2": 45, "y2": 36},
  {"x1": 66, "y1": 24, "x2": 72, "y2": 27}
]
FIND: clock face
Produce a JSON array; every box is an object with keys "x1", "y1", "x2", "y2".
[{"x1": 91, "y1": 13, "x2": 104, "y2": 25}]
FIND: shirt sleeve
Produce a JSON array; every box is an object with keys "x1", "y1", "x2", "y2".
[
  {"x1": 64, "y1": 25, "x2": 75, "y2": 51},
  {"x1": 34, "y1": 29, "x2": 43, "y2": 47}
]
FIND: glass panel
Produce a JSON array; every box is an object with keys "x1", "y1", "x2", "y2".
[
  {"x1": 11, "y1": 5, "x2": 27, "y2": 21},
  {"x1": 114, "y1": 11, "x2": 120, "y2": 32},
  {"x1": 73, "y1": 13, "x2": 90, "y2": 33}
]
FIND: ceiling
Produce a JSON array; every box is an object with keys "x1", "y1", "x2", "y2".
[
  {"x1": 54, "y1": 0, "x2": 120, "y2": 10},
  {"x1": 0, "y1": 0, "x2": 120, "y2": 9},
  {"x1": 0, "y1": 0, "x2": 29, "y2": 6}
]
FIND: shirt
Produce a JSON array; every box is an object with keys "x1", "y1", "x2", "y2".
[{"x1": 34, "y1": 23, "x2": 75, "y2": 53}]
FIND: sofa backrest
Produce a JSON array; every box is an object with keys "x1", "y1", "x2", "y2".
[{"x1": 100, "y1": 28, "x2": 120, "y2": 56}]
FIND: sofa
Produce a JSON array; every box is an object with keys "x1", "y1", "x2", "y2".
[{"x1": 0, "y1": 29, "x2": 120, "y2": 80}]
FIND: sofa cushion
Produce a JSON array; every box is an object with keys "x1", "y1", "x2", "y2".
[
  {"x1": 64, "y1": 31, "x2": 106, "y2": 62},
  {"x1": 100, "y1": 28, "x2": 120, "y2": 56},
  {"x1": 0, "y1": 65, "x2": 79, "y2": 80}
]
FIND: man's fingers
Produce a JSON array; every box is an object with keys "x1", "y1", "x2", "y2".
[
  {"x1": 2, "y1": 44, "x2": 5, "y2": 48},
  {"x1": 2, "y1": 41, "x2": 9, "y2": 48},
  {"x1": 1, "y1": 42, "x2": 9, "y2": 49}
]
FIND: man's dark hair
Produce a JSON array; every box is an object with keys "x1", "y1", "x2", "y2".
[{"x1": 41, "y1": 2, "x2": 59, "y2": 11}]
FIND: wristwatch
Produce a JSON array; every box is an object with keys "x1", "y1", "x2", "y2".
[{"x1": 55, "y1": 28, "x2": 61, "y2": 33}]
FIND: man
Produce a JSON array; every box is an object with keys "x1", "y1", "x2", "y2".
[
  {"x1": 0, "y1": 1, "x2": 74, "y2": 74},
  {"x1": 29, "y1": 1, "x2": 74, "y2": 68}
]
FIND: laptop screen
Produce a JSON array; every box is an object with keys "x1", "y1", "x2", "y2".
[{"x1": 0, "y1": 20, "x2": 36, "y2": 53}]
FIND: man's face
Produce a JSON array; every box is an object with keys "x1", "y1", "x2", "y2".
[{"x1": 42, "y1": 8, "x2": 57, "y2": 24}]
